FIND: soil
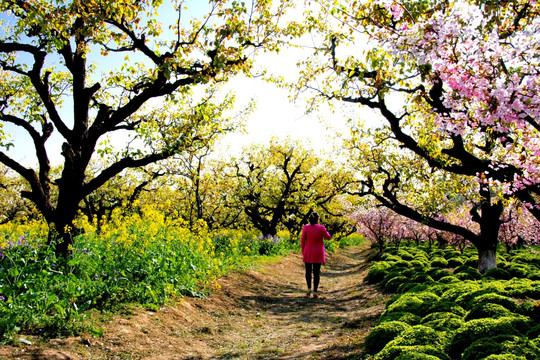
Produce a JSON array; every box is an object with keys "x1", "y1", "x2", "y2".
[{"x1": 0, "y1": 245, "x2": 389, "y2": 360}]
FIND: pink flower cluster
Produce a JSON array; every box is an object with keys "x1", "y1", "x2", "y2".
[{"x1": 370, "y1": 0, "x2": 540, "y2": 208}]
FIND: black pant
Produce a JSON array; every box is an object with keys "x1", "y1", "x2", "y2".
[{"x1": 305, "y1": 263, "x2": 321, "y2": 292}]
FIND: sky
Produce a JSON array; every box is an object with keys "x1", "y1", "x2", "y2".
[{"x1": 1, "y1": 0, "x2": 363, "y2": 167}]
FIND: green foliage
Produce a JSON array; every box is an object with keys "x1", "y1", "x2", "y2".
[
  {"x1": 484, "y1": 268, "x2": 512, "y2": 280},
  {"x1": 0, "y1": 214, "x2": 296, "y2": 343},
  {"x1": 449, "y1": 317, "x2": 531, "y2": 358},
  {"x1": 420, "y1": 312, "x2": 464, "y2": 332},
  {"x1": 386, "y1": 292, "x2": 441, "y2": 317},
  {"x1": 367, "y1": 261, "x2": 392, "y2": 283},
  {"x1": 364, "y1": 321, "x2": 411, "y2": 354},
  {"x1": 453, "y1": 265, "x2": 482, "y2": 280},
  {"x1": 461, "y1": 335, "x2": 540, "y2": 360},
  {"x1": 378, "y1": 311, "x2": 422, "y2": 325},
  {"x1": 465, "y1": 303, "x2": 515, "y2": 321},
  {"x1": 430, "y1": 257, "x2": 449, "y2": 268},
  {"x1": 447, "y1": 257, "x2": 465, "y2": 267},
  {"x1": 374, "y1": 344, "x2": 450, "y2": 360},
  {"x1": 363, "y1": 244, "x2": 540, "y2": 359}
]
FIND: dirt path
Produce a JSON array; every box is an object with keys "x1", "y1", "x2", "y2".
[{"x1": 1, "y1": 245, "x2": 389, "y2": 360}]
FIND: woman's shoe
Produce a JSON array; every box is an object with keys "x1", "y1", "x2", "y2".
[
  {"x1": 305, "y1": 290, "x2": 312, "y2": 298},
  {"x1": 312, "y1": 292, "x2": 319, "y2": 299}
]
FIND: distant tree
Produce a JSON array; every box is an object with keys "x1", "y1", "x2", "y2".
[
  {"x1": 226, "y1": 139, "x2": 354, "y2": 238},
  {"x1": 0, "y1": 0, "x2": 290, "y2": 253},
  {"x1": 0, "y1": 165, "x2": 40, "y2": 224}
]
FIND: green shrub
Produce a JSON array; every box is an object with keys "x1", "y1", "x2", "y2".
[
  {"x1": 503, "y1": 279, "x2": 540, "y2": 298},
  {"x1": 421, "y1": 312, "x2": 465, "y2": 332},
  {"x1": 381, "y1": 253, "x2": 401, "y2": 262},
  {"x1": 447, "y1": 257, "x2": 465, "y2": 268},
  {"x1": 394, "y1": 260, "x2": 413, "y2": 268},
  {"x1": 386, "y1": 292, "x2": 441, "y2": 317},
  {"x1": 464, "y1": 257, "x2": 479, "y2": 268},
  {"x1": 395, "y1": 353, "x2": 441, "y2": 360},
  {"x1": 430, "y1": 257, "x2": 449, "y2": 268},
  {"x1": 526, "y1": 323, "x2": 540, "y2": 339},
  {"x1": 397, "y1": 250, "x2": 415, "y2": 261},
  {"x1": 385, "y1": 276, "x2": 409, "y2": 293},
  {"x1": 465, "y1": 303, "x2": 515, "y2": 321},
  {"x1": 484, "y1": 268, "x2": 512, "y2": 280},
  {"x1": 462, "y1": 335, "x2": 539, "y2": 360},
  {"x1": 410, "y1": 259, "x2": 428, "y2": 269},
  {"x1": 427, "y1": 301, "x2": 467, "y2": 316},
  {"x1": 449, "y1": 316, "x2": 531, "y2": 358},
  {"x1": 387, "y1": 325, "x2": 449, "y2": 349},
  {"x1": 453, "y1": 265, "x2": 482, "y2": 279},
  {"x1": 484, "y1": 355, "x2": 528, "y2": 360},
  {"x1": 378, "y1": 311, "x2": 422, "y2": 325},
  {"x1": 519, "y1": 301, "x2": 540, "y2": 322},
  {"x1": 443, "y1": 249, "x2": 461, "y2": 259},
  {"x1": 427, "y1": 268, "x2": 453, "y2": 281},
  {"x1": 382, "y1": 269, "x2": 414, "y2": 286},
  {"x1": 374, "y1": 344, "x2": 450, "y2": 360},
  {"x1": 442, "y1": 282, "x2": 483, "y2": 303},
  {"x1": 367, "y1": 262, "x2": 392, "y2": 284},
  {"x1": 438, "y1": 275, "x2": 460, "y2": 284},
  {"x1": 471, "y1": 293, "x2": 518, "y2": 312},
  {"x1": 364, "y1": 321, "x2": 411, "y2": 354},
  {"x1": 526, "y1": 271, "x2": 540, "y2": 280}
]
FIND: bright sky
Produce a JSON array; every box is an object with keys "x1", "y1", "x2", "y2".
[{"x1": 2, "y1": 1, "x2": 362, "y2": 167}]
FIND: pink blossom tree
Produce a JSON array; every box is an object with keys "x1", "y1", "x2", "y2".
[{"x1": 296, "y1": 0, "x2": 540, "y2": 271}]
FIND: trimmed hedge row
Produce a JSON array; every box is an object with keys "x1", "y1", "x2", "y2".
[{"x1": 363, "y1": 245, "x2": 540, "y2": 360}]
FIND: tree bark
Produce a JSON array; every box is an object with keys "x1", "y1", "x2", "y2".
[{"x1": 477, "y1": 247, "x2": 497, "y2": 273}]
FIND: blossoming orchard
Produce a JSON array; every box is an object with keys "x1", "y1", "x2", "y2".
[{"x1": 1, "y1": 0, "x2": 540, "y2": 352}]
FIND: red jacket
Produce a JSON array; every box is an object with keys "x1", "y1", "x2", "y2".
[{"x1": 301, "y1": 224, "x2": 331, "y2": 263}]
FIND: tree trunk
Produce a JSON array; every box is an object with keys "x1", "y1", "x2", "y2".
[{"x1": 477, "y1": 247, "x2": 497, "y2": 273}]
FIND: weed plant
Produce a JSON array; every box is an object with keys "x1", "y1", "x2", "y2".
[{"x1": 364, "y1": 244, "x2": 540, "y2": 360}]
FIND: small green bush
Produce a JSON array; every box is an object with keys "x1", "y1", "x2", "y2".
[
  {"x1": 449, "y1": 316, "x2": 531, "y2": 358},
  {"x1": 427, "y1": 268, "x2": 453, "y2": 281},
  {"x1": 443, "y1": 249, "x2": 461, "y2": 259},
  {"x1": 447, "y1": 257, "x2": 465, "y2": 268},
  {"x1": 430, "y1": 257, "x2": 449, "y2": 268},
  {"x1": 503, "y1": 279, "x2": 540, "y2": 298},
  {"x1": 374, "y1": 344, "x2": 450, "y2": 360},
  {"x1": 364, "y1": 321, "x2": 411, "y2": 354},
  {"x1": 381, "y1": 253, "x2": 401, "y2": 262},
  {"x1": 453, "y1": 265, "x2": 482, "y2": 279},
  {"x1": 367, "y1": 262, "x2": 392, "y2": 284},
  {"x1": 410, "y1": 259, "x2": 428, "y2": 269},
  {"x1": 421, "y1": 313, "x2": 464, "y2": 332},
  {"x1": 438, "y1": 275, "x2": 460, "y2": 284},
  {"x1": 465, "y1": 303, "x2": 515, "y2": 321},
  {"x1": 388, "y1": 325, "x2": 449, "y2": 348},
  {"x1": 386, "y1": 292, "x2": 441, "y2": 317},
  {"x1": 484, "y1": 355, "x2": 528, "y2": 360},
  {"x1": 384, "y1": 276, "x2": 409, "y2": 293},
  {"x1": 382, "y1": 269, "x2": 414, "y2": 286},
  {"x1": 427, "y1": 301, "x2": 467, "y2": 316},
  {"x1": 394, "y1": 260, "x2": 413, "y2": 268},
  {"x1": 471, "y1": 293, "x2": 518, "y2": 312},
  {"x1": 464, "y1": 257, "x2": 479, "y2": 268},
  {"x1": 378, "y1": 311, "x2": 422, "y2": 325},
  {"x1": 462, "y1": 335, "x2": 540, "y2": 360},
  {"x1": 397, "y1": 250, "x2": 415, "y2": 261},
  {"x1": 484, "y1": 268, "x2": 512, "y2": 280},
  {"x1": 395, "y1": 353, "x2": 441, "y2": 360}
]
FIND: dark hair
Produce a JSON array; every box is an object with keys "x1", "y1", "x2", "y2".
[{"x1": 308, "y1": 211, "x2": 319, "y2": 225}]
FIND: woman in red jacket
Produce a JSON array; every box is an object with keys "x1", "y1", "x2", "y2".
[{"x1": 301, "y1": 211, "x2": 331, "y2": 299}]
